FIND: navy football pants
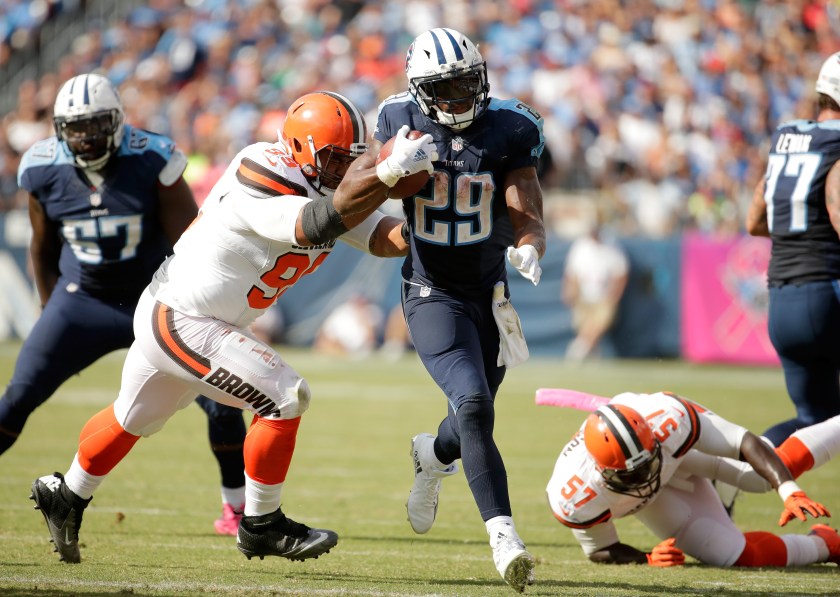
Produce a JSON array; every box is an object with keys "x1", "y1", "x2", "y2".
[
  {"x1": 763, "y1": 280, "x2": 840, "y2": 445},
  {"x1": 403, "y1": 280, "x2": 511, "y2": 521}
]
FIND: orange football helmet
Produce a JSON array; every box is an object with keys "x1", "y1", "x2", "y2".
[
  {"x1": 583, "y1": 404, "x2": 662, "y2": 498},
  {"x1": 282, "y1": 91, "x2": 368, "y2": 192}
]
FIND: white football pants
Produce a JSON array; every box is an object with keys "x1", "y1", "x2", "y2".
[{"x1": 113, "y1": 288, "x2": 310, "y2": 437}]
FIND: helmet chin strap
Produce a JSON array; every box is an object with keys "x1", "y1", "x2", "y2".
[
  {"x1": 430, "y1": 104, "x2": 473, "y2": 130},
  {"x1": 75, "y1": 150, "x2": 111, "y2": 171}
]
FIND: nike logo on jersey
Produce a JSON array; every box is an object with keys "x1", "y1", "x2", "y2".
[{"x1": 205, "y1": 367, "x2": 282, "y2": 417}]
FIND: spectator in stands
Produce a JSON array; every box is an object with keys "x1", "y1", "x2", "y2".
[
  {"x1": 2, "y1": 2, "x2": 840, "y2": 227},
  {"x1": 562, "y1": 215, "x2": 629, "y2": 361}
]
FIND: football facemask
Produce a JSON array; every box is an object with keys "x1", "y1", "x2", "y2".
[
  {"x1": 282, "y1": 91, "x2": 368, "y2": 194},
  {"x1": 53, "y1": 73, "x2": 125, "y2": 170},
  {"x1": 584, "y1": 403, "x2": 664, "y2": 499},
  {"x1": 600, "y1": 442, "x2": 663, "y2": 498},
  {"x1": 55, "y1": 111, "x2": 121, "y2": 165}
]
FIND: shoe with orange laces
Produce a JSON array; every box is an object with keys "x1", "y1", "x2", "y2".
[
  {"x1": 214, "y1": 503, "x2": 244, "y2": 536},
  {"x1": 810, "y1": 524, "x2": 840, "y2": 564}
]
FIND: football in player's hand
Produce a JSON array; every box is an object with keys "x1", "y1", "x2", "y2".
[{"x1": 376, "y1": 130, "x2": 432, "y2": 199}]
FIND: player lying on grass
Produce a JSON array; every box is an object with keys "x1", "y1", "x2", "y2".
[{"x1": 546, "y1": 391, "x2": 840, "y2": 568}]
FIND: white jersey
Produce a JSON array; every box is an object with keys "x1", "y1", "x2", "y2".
[
  {"x1": 546, "y1": 391, "x2": 748, "y2": 555},
  {"x1": 151, "y1": 140, "x2": 380, "y2": 328}
]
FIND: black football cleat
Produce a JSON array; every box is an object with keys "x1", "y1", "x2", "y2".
[
  {"x1": 236, "y1": 507, "x2": 338, "y2": 561},
  {"x1": 30, "y1": 472, "x2": 92, "y2": 563}
]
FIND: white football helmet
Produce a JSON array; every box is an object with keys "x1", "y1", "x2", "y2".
[
  {"x1": 405, "y1": 28, "x2": 489, "y2": 131},
  {"x1": 816, "y1": 52, "x2": 840, "y2": 107},
  {"x1": 53, "y1": 73, "x2": 125, "y2": 170}
]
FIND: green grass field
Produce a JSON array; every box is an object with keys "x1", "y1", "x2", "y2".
[{"x1": 0, "y1": 341, "x2": 838, "y2": 596}]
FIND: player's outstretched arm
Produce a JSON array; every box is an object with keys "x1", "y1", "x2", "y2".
[
  {"x1": 296, "y1": 131, "x2": 436, "y2": 248},
  {"x1": 739, "y1": 431, "x2": 830, "y2": 526},
  {"x1": 28, "y1": 193, "x2": 61, "y2": 306}
]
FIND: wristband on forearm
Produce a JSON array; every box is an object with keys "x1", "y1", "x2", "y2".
[{"x1": 301, "y1": 196, "x2": 348, "y2": 244}]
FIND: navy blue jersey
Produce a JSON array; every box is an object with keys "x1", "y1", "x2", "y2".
[
  {"x1": 764, "y1": 119, "x2": 840, "y2": 284},
  {"x1": 375, "y1": 94, "x2": 544, "y2": 293},
  {"x1": 18, "y1": 125, "x2": 180, "y2": 303}
]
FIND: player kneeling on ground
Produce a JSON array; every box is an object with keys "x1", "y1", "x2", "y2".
[{"x1": 546, "y1": 391, "x2": 840, "y2": 568}]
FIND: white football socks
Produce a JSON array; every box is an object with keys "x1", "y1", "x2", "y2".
[
  {"x1": 791, "y1": 415, "x2": 840, "y2": 469},
  {"x1": 221, "y1": 485, "x2": 245, "y2": 507},
  {"x1": 244, "y1": 473, "x2": 283, "y2": 517},
  {"x1": 64, "y1": 454, "x2": 105, "y2": 500},
  {"x1": 781, "y1": 534, "x2": 828, "y2": 566}
]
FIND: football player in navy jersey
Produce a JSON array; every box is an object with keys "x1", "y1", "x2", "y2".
[
  {"x1": 1, "y1": 73, "x2": 248, "y2": 535},
  {"x1": 343, "y1": 27, "x2": 545, "y2": 593},
  {"x1": 746, "y1": 52, "x2": 840, "y2": 447}
]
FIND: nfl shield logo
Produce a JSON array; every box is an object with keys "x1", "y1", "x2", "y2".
[
  {"x1": 451, "y1": 137, "x2": 463, "y2": 151},
  {"x1": 90, "y1": 192, "x2": 102, "y2": 207}
]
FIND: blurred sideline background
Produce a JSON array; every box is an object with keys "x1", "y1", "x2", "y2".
[{"x1": 0, "y1": 0, "x2": 837, "y2": 363}]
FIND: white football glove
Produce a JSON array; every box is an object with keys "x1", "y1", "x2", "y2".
[
  {"x1": 492, "y1": 282, "x2": 530, "y2": 368},
  {"x1": 376, "y1": 125, "x2": 439, "y2": 188},
  {"x1": 506, "y1": 245, "x2": 541, "y2": 286}
]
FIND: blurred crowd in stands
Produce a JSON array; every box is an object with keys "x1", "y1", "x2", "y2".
[{"x1": 1, "y1": 0, "x2": 839, "y2": 238}]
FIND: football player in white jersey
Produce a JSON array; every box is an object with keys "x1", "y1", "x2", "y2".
[
  {"x1": 30, "y1": 91, "x2": 439, "y2": 564},
  {"x1": 546, "y1": 392, "x2": 840, "y2": 568}
]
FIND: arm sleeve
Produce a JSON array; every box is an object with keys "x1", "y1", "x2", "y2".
[
  {"x1": 339, "y1": 209, "x2": 387, "y2": 254},
  {"x1": 233, "y1": 194, "x2": 311, "y2": 243},
  {"x1": 693, "y1": 411, "x2": 749, "y2": 459},
  {"x1": 678, "y1": 451, "x2": 772, "y2": 493}
]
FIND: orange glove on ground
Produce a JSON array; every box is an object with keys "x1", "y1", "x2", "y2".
[
  {"x1": 646, "y1": 538, "x2": 685, "y2": 567},
  {"x1": 779, "y1": 491, "x2": 831, "y2": 526}
]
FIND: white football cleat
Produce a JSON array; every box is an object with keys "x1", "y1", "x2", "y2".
[
  {"x1": 406, "y1": 433, "x2": 458, "y2": 534},
  {"x1": 491, "y1": 529, "x2": 535, "y2": 593}
]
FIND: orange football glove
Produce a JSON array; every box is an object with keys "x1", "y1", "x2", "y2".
[
  {"x1": 779, "y1": 491, "x2": 831, "y2": 526},
  {"x1": 646, "y1": 538, "x2": 685, "y2": 567}
]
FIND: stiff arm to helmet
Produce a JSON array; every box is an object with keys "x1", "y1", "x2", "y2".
[
  {"x1": 282, "y1": 92, "x2": 432, "y2": 246},
  {"x1": 300, "y1": 126, "x2": 436, "y2": 246}
]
